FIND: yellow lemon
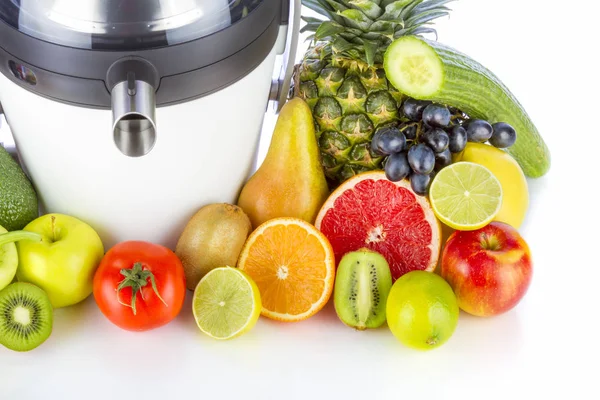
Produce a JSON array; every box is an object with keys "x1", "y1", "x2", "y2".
[{"x1": 456, "y1": 143, "x2": 529, "y2": 229}]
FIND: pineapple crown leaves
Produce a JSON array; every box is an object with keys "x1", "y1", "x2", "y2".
[{"x1": 301, "y1": 0, "x2": 455, "y2": 66}]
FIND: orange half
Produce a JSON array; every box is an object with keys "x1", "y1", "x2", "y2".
[{"x1": 237, "y1": 218, "x2": 335, "y2": 322}]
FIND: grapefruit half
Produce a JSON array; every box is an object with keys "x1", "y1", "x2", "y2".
[{"x1": 315, "y1": 171, "x2": 441, "y2": 281}]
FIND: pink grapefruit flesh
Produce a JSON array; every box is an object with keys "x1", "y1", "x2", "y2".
[{"x1": 315, "y1": 172, "x2": 441, "y2": 281}]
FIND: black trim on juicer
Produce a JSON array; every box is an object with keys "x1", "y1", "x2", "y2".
[{"x1": 0, "y1": 0, "x2": 285, "y2": 109}]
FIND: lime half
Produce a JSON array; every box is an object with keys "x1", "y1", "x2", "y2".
[
  {"x1": 429, "y1": 162, "x2": 503, "y2": 231},
  {"x1": 192, "y1": 267, "x2": 261, "y2": 340}
]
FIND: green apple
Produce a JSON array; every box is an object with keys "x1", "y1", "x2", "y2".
[
  {"x1": 0, "y1": 225, "x2": 42, "y2": 291},
  {"x1": 16, "y1": 214, "x2": 105, "y2": 308},
  {"x1": 0, "y1": 225, "x2": 19, "y2": 292}
]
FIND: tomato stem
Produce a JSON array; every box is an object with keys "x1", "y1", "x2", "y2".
[{"x1": 116, "y1": 262, "x2": 168, "y2": 315}]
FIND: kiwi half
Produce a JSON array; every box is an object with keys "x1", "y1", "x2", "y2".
[
  {"x1": 0, "y1": 282, "x2": 53, "y2": 352},
  {"x1": 334, "y1": 248, "x2": 393, "y2": 330}
]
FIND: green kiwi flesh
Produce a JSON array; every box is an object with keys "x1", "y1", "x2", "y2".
[
  {"x1": 333, "y1": 248, "x2": 393, "y2": 330},
  {"x1": 0, "y1": 282, "x2": 53, "y2": 352}
]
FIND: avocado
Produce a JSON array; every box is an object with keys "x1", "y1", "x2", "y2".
[{"x1": 0, "y1": 145, "x2": 38, "y2": 230}]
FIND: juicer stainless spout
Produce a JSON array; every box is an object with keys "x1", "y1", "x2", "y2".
[
  {"x1": 108, "y1": 58, "x2": 159, "y2": 157},
  {"x1": 111, "y1": 74, "x2": 156, "y2": 157}
]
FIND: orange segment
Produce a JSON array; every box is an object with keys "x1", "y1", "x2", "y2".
[{"x1": 237, "y1": 218, "x2": 335, "y2": 322}]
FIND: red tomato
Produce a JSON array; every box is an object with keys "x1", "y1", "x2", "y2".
[{"x1": 93, "y1": 240, "x2": 186, "y2": 331}]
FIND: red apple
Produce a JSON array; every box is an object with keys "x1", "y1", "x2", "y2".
[{"x1": 440, "y1": 222, "x2": 532, "y2": 317}]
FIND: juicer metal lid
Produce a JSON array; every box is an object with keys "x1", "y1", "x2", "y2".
[
  {"x1": 0, "y1": 0, "x2": 262, "y2": 50},
  {"x1": 0, "y1": 0, "x2": 290, "y2": 108}
]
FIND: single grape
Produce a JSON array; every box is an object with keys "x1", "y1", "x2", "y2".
[
  {"x1": 410, "y1": 172, "x2": 432, "y2": 196},
  {"x1": 422, "y1": 104, "x2": 451, "y2": 128},
  {"x1": 400, "y1": 123, "x2": 418, "y2": 141},
  {"x1": 466, "y1": 119, "x2": 493, "y2": 143},
  {"x1": 402, "y1": 98, "x2": 431, "y2": 122},
  {"x1": 374, "y1": 127, "x2": 406, "y2": 155},
  {"x1": 435, "y1": 148, "x2": 452, "y2": 171},
  {"x1": 448, "y1": 125, "x2": 467, "y2": 153},
  {"x1": 407, "y1": 144, "x2": 435, "y2": 175},
  {"x1": 490, "y1": 122, "x2": 517, "y2": 148},
  {"x1": 385, "y1": 152, "x2": 411, "y2": 182},
  {"x1": 370, "y1": 130, "x2": 386, "y2": 156},
  {"x1": 420, "y1": 128, "x2": 450, "y2": 153}
]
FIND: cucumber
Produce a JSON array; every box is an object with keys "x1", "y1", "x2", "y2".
[{"x1": 383, "y1": 36, "x2": 551, "y2": 178}]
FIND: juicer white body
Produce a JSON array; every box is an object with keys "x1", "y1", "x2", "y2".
[{"x1": 0, "y1": 46, "x2": 277, "y2": 250}]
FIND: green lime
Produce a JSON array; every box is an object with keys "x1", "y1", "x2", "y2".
[
  {"x1": 429, "y1": 161, "x2": 503, "y2": 231},
  {"x1": 386, "y1": 271, "x2": 459, "y2": 350},
  {"x1": 192, "y1": 267, "x2": 261, "y2": 340}
]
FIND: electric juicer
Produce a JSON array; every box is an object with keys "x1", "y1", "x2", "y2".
[{"x1": 0, "y1": 0, "x2": 301, "y2": 249}]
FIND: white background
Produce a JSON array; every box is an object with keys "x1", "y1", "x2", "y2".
[{"x1": 1, "y1": 1, "x2": 600, "y2": 399}]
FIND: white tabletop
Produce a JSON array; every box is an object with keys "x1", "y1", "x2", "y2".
[{"x1": 2, "y1": 1, "x2": 599, "y2": 399}]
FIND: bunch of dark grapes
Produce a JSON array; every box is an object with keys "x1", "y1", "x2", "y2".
[{"x1": 371, "y1": 98, "x2": 517, "y2": 196}]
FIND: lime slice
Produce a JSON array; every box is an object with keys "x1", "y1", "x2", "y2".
[
  {"x1": 192, "y1": 267, "x2": 261, "y2": 340},
  {"x1": 429, "y1": 162, "x2": 503, "y2": 231}
]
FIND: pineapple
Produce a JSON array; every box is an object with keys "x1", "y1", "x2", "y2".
[{"x1": 293, "y1": 0, "x2": 453, "y2": 187}]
